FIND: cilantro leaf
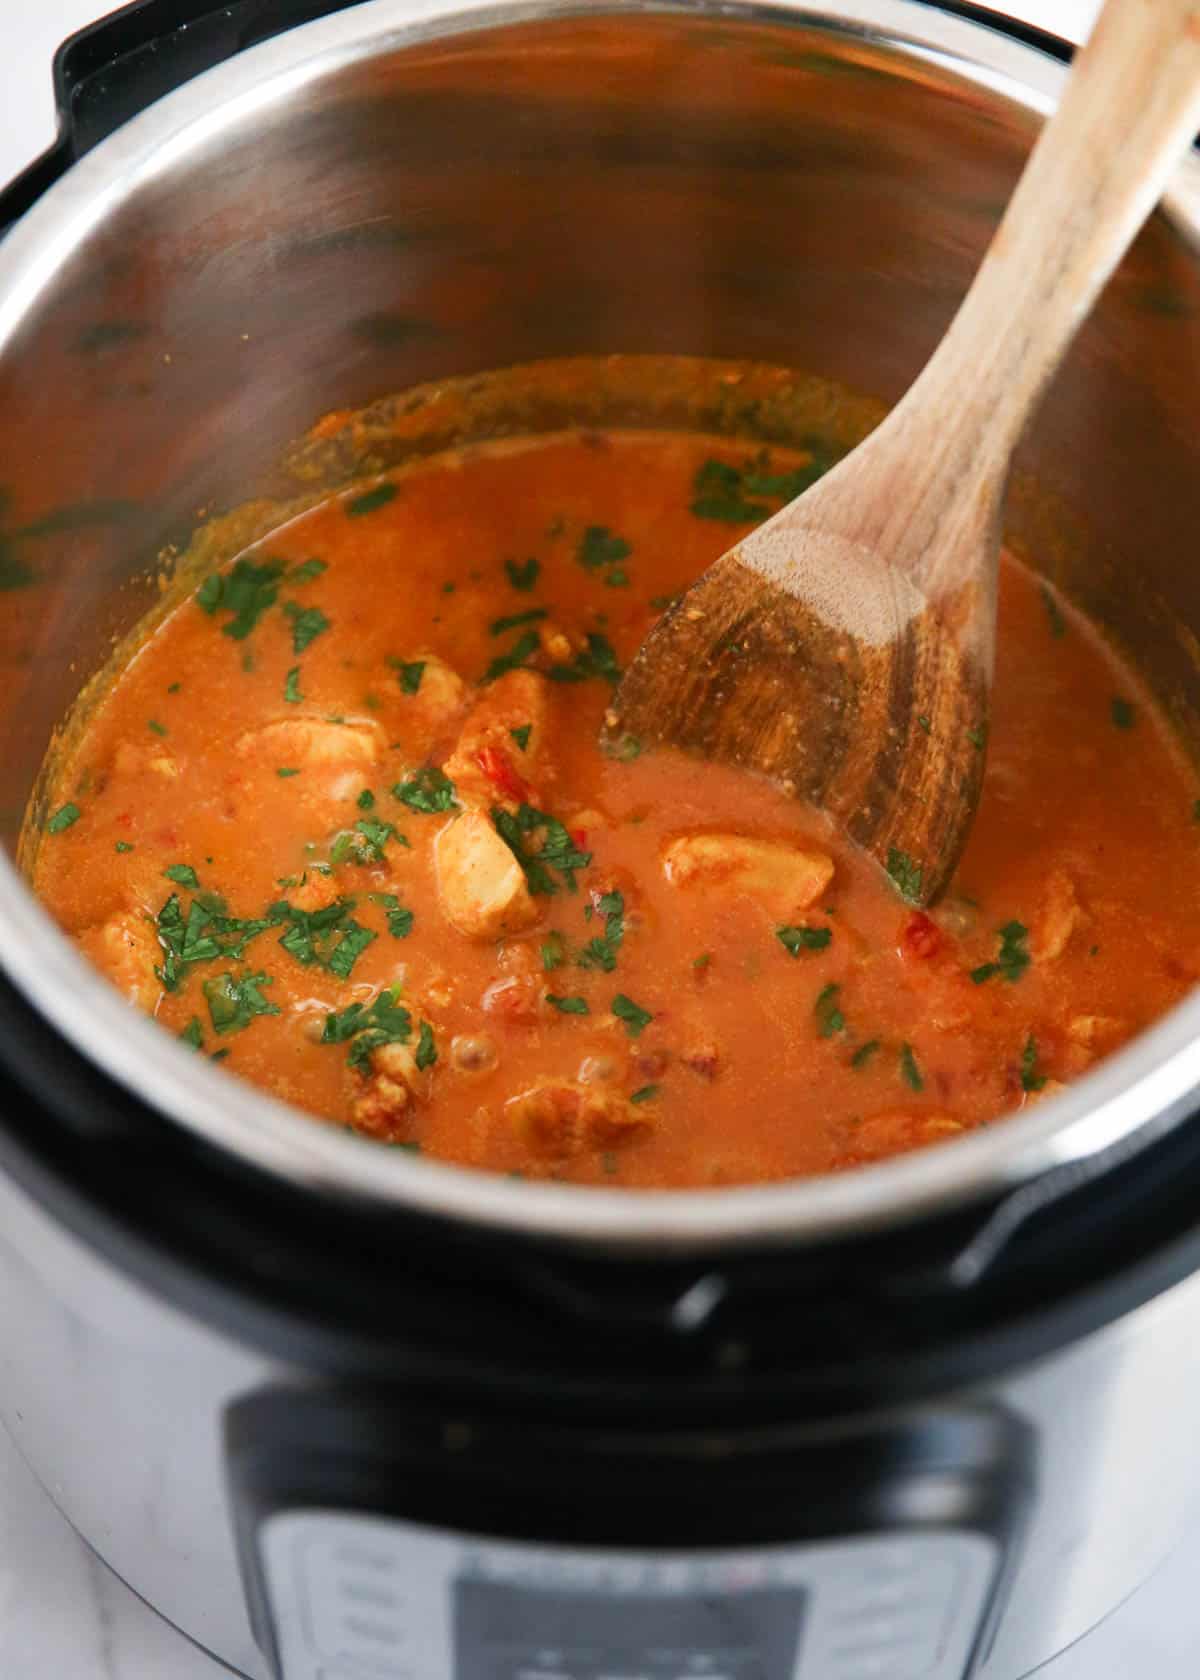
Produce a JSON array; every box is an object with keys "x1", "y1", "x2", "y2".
[
  {"x1": 46, "y1": 802, "x2": 80, "y2": 834},
  {"x1": 491, "y1": 804, "x2": 591, "y2": 895},
  {"x1": 850, "y1": 1039, "x2": 880, "y2": 1070},
  {"x1": 284, "y1": 667, "x2": 303, "y2": 704},
  {"x1": 284, "y1": 602, "x2": 330, "y2": 653},
  {"x1": 1111, "y1": 695, "x2": 1136, "y2": 730},
  {"x1": 490, "y1": 608, "x2": 548, "y2": 635},
  {"x1": 179, "y1": 1017, "x2": 204, "y2": 1050},
  {"x1": 505, "y1": 557, "x2": 540, "y2": 592},
  {"x1": 547, "y1": 994, "x2": 589, "y2": 1015},
  {"x1": 289, "y1": 558, "x2": 327, "y2": 583},
  {"x1": 814, "y1": 982, "x2": 845, "y2": 1038},
  {"x1": 776, "y1": 923, "x2": 831, "y2": 957},
  {"x1": 322, "y1": 986, "x2": 412, "y2": 1070},
  {"x1": 899, "y1": 1042, "x2": 924, "y2": 1091},
  {"x1": 396, "y1": 660, "x2": 425, "y2": 694},
  {"x1": 510, "y1": 724, "x2": 532, "y2": 752},
  {"x1": 393, "y1": 768, "x2": 457, "y2": 813},
  {"x1": 199, "y1": 556, "x2": 286, "y2": 639},
  {"x1": 415, "y1": 1019, "x2": 438, "y2": 1069},
  {"x1": 164, "y1": 864, "x2": 200, "y2": 889},
  {"x1": 370, "y1": 892, "x2": 414, "y2": 939},
  {"x1": 630, "y1": 1084, "x2": 660, "y2": 1104},
  {"x1": 346, "y1": 482, "x2": 396, "y2": 517},
  {"x1": 327, "y1": 919, "x2": 376, "y2": 980},
  {"x1": 1020, "y1": 1034, "x2": 1047, "y2": 1093},
  {"x1": 612, "y1": 992, "x2": 652, "y2": 1036},
  {"x1": 541, "y1": 932, "x2": 567, "y2": 971},
  {"x1": 578, "y1": 890, "x2": 625, "y2": 972},
  {"x1": 577, "y1": 526, "x2": 632, "y2": 575},
  {"x1": 483, "y1": 628, "x2": 541, "y2": 683},
  {"x1": 203, "y1": 970, "x2": 280, "y2": 1035},
  {"x1": 886, "y1": 847, "x2": 923, "y2": 905},
  {"x1": 971, "y1": 921, "x2": 1030, "y2": 985}
]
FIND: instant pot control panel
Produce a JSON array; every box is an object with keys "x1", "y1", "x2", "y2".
[
  {"x1": 228, "y1": 1392, "x2": 1031, "y2": 1680},
  {"x1": 259, "y1": 1513, "x2": 998, "y2": 1680}
]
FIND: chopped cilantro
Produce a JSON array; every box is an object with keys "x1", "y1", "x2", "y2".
[
  {"x1": 850, "y1": 1039, "x2": 880, "y2": 1070},
  {"x1": 46, "y1": 803, "x2": 80, "y2": 834},
  {"x1": 545, "y1": 631, "x2": 621, "y2": 686},
  {"x1": 604, "y1": 568, "x2": 629, "y2": 588},
  {"x1": 1020, "y1": 1034, "x2": 1047, "y2": 1093},
  {"x1": 541, "y1": 931, "x2": 567, "y2": 971},
  {"x1": 147, "y1": 718, "x2": 167, "y2": 737},
  {"x1": 491, "y1": 804, "x2": 591, "y2": 894},
  {"x1": 490, "y1": 608, "x2": 548, "y2": 635},
  {"x1": 886, "y1": 847, "x2": 923, "y2": 905},
  {"x1": 1041, "y1": 583, "x2": 1067, "y2": 638},
  {"x1": 396, "y1": 660, "x2": 425, "y2": 695},
  {"x1": 578, "y1": 890, "x2": 625, "y2": 972},
  {"x1": 289, "y1": 557, "x2": 327, "y2": 583},
  {"x1": 776, "y1": 923, "x2": 832, "y2": 957},
  {"x1": 483, "y1": 627, "x2": 541, "y2": 683},
  {"x1": 393, "y1": 767, "x2": 457, "y2": 813},
  {"x1": 370, "y1": 892, "x2": 414, "y2": 939},
  {"x1": 276, "y1": 896, "x2": 356, "y2": 967},
  {"x1": 284, "y1": 666, "x2": 303, "y2": 704},
  {"x1": 693, "y1": 952, "x2": 713, "y2": 973},
  {"x1": 966, "y1": 722, "x2": 987, "y2": 750},
  {"x1": 630, "y1": 1084, "x2": 660, "y2": 1104},
  {"x1": 284, "y1": 602, "x2": 330, "y2": 653},
  {"x1": 197, "y1": 556, "x2": 286, "y2": 639},
  {"x1": 203, "y1": 970, "x2": 280, "y2": 1035},
  {"x1": 354, "y1": 817, "x2": 396, "y2": 861},
  {"x1": 971, "y1": 920, "x2": 1031, "y2": 985},
  {"x1": 510, "y1": 724, "x2": 532, "y2": 752},
  {"x1": 414, "y1": 1020, "x2": 438, "y2": 1069},
  {"x1": 577, "y1": 526, "x2": 631, "y2": 573},
  {"x1": 357, "y1": 788, "x2": 375, "y2": 810},
  {"x1": 327, "y1": 919, "x2": 376, "y2": 980},
  {"x1": 612, "y1": 992, "x2": 652, "y2": 1037},
  {"x1": 814, "y1": 982, "x2": 845, "y2": 1038},
  {"x1": 115, "y1": 840, "x2": 134, "y2": 853},
  {"x1": 179, "y1": 1018, "x2": 204, "y2": 1050},
  {"x1": 277, "y1": 767, "x2": 300, "y2": 778},
  {"x1": 690, "y1": 451, "x2": 831, "y2": 522},
  {"x1": 505, "y1": 556, "x2": 540, "y2": 592},
  {"x1": 548, "y1": 993, "x2": 589, "y2": 1014},
  {"x1": 322, "y1": 986, "x2": 412, "y2": 1071},
  {"x1": 1111, "y1": 696, "x2": 1136, "y2": 730},
  {"x1": 899, "y1": 1042, "x2": 924, "y2": 1091},
  {"x1": 346, "y1": 482, "x2": 396, "y2": 516},
  {"x1": 166, "y1": 682, "x2": 182, "y2": 694},
  {"x1": 164, "y1": 864, "x2": 200, "y2": 889},
  {"x1": 917, "y1": 715, "x2": 932, "y2": 734}
]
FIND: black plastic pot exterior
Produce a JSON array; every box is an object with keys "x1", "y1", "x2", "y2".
[{"x1": 2, "y1": 4, "x2": 1200, "y2": 1679}]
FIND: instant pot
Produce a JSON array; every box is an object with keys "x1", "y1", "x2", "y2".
[{"x1": 2, "y1": 1, "x2": 1200, "y2": 1676}]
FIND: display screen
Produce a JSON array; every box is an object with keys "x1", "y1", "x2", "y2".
[{"x1": 453, "y1": 1578, "x2": 806, "y2": 1680}]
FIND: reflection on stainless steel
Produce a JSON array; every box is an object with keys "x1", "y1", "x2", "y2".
[{"x1": 0, "y1": 0, "x2": 1199, "y2": 1246}]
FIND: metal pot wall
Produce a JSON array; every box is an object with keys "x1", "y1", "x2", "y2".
[{"x1": 3, "y1": 4, "x2": 1200, "y2": 1678}]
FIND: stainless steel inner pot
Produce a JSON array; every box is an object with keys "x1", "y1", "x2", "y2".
[{"x1": 2, "y1": 0, "x2": 1200, "y2": 1248}]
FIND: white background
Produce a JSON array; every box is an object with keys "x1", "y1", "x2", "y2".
[{"x1": 1, "y1": 1, "x2": 1197, "y2": 1677}]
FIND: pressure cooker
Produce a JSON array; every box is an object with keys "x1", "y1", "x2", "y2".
[{"x1": 2, "y1": 1, "x2": 1200, "y2": 1676}]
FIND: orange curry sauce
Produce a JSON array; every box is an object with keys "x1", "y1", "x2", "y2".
[{"x1": 30, "y1": 429, "x2": 1200, "y2": 1186}]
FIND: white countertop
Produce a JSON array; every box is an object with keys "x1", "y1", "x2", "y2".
[{"x1": 1, "y1": 0, "x2": 1196, "y2": 1675}]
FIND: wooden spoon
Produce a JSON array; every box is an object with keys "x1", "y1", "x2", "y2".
[{"x1": 602, "y1": 0, "x2": 1200, "y2": 906}]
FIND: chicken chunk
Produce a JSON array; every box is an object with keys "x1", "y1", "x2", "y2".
[
  {"x1": 662, "y1": 833, "x2": 834, "y2": 911},
  {"x1": 442, "y1": 670, "x2": 551, "y2": 808},
  {"x1": 505, "y1": 1079, "x2": 650, "y2": 1159},
  {"x1": 350, "y1": 1040, "x2": 428, "y2": 1142},
  {"x1": 236, "y1": 716, "x2": 381, "y2": 769},
  {"x1": 79, "y1": 911, "x2": 163, "y2": 1014},
  {"x1": 1032, "y1": 870, "x2": 1086, "y2": 963},
  {"x1": 434, "y1": 809, "x2": 539, "y2": 940}
]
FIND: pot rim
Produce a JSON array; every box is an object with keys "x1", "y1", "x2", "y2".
[{"x1": 3, "y1": 0, "x2": 1200, "y2": 1253}]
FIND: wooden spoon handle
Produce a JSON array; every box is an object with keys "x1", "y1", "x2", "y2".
[
  {"x1": 922, "y1": 0, "x2": 1200, "y2": 472},
  {"x1": 774, "y1": 0, "x2": 1200, "y2": 616}
]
